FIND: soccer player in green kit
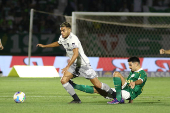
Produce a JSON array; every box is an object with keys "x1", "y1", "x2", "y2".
[
  {"x1": 107, "y1": 56, "x2": 147, "y2": 104},
  {"x1": 69, "y1": 57, "x2": 147, "y2": 104}
]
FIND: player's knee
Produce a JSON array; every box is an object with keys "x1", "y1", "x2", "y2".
[
  {"x1": 60, "y1": 77, "x2": 67, "y2": 84},
  {"x1": 113, "y1": 71, "x2": 120, "y2": 77}
]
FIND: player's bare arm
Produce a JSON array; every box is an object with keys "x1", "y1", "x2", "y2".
[
  {"x1": 0, "y1": 39, "x2": 4, "y2": 50},
  {"x1": 129, "y1": 79, "x2": 143, "y2": 89},
  {"x1": 62, "y1": 48, "x2": 79, "y2": 74},
  {"x1": 164, "y1": 50, "x2": 170, "y2": 54},
  {"x1": 36, "y1": 41, "x2": 60, "y2": 48},
  {"x1": 0, "y1": 45, "x2": 3, "y2": 50},
  {"x1": 160, "y1": 49, "x2": 170, "y2": 54}
]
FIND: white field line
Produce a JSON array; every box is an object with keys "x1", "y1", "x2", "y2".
[{"x1": 0, "y1": 96, "x2": 65, "y2": 98}]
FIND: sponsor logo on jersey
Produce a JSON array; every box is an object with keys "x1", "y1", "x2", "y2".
[
  {"x1": 130, "y1": 74, "x2": 135, "y2": 78},
  {"x1": 67, "y1": 49, "x2": 72, "y2": 51}
]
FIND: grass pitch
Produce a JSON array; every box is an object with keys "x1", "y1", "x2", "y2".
[{"x1": 0, "y1": 77, "x2": 170, "y2": 113}]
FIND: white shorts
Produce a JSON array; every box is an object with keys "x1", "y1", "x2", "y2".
[
  {"x1": 111, "y1": 82, "x2": 131, "y2": 100},
  {"x1": 68, "y1": 64, "x2": 98, "y2": 79}
]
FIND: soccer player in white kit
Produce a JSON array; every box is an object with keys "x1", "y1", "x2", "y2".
[{"x1": 37, "y1": 22, "x2": 115, "y2": 103}]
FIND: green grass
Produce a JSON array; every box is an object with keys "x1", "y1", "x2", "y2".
[{"x1": 0, "y1": 77, "x2": 170, "y2": 113}]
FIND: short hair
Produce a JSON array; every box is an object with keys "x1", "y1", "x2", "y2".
[
  {"x1": 60, "y1": 22, "x2": 71, "y2": 29},
  {"x1": 128, "y1": 57, "x2": 140, "y2": 63}
]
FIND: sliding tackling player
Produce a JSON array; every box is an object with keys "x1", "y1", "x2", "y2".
[{"x1": 36, "y1": 22, "x2": 115, "y2": 104}]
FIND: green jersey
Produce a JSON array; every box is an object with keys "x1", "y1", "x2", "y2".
[{"x1": 124, "y1": 68, "x2": 147, "y2": 100}]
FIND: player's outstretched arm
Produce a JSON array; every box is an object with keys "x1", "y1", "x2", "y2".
[
  {"x1": 160, "y1": 49, "x2": 170, "y2": 54},
  {"x1": 0, "y1": 45, "x2": 3, "y2": 50},
  {"x1": 160, "y1": 49, "x2": 165, "y2": 54},
  {"x1": 36, "y1": 41, "x2": 60, "y2": 48},
  {"x1": 0, "y1": 39, "x2": 3, "y2": 50}
]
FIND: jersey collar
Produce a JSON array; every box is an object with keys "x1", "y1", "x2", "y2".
[
  {"x1": 63, "y1": 32, "x2": 72, "y2": 41},
  {"x1": 134, "y1": 68, "x2": 143, "y2": 72}
]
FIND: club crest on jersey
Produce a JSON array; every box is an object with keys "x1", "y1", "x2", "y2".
[{"x1": 72, "y1": 43, "x2": 77, "y2": 48}]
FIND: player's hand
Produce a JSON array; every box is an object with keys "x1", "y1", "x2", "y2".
[
  {"x1": 61, "y1": 66, "x2": 69, "y2": 74},
  {"x1": 36, "y1": 44, "x2": 45, "y2": 48},
  {"x1": 160, "y1": 49, "x2": 165, "y2": 54},
  {"x1": 128, "y1": 99, "x2": 133, "y2": 103},
  {"x1": 129, "y1": 82, "x2": 135, "y2": 89},
  {"x1": 0, "y1": 45, "x2": 3, "y2": 50}
]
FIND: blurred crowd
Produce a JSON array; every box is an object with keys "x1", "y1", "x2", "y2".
[
  {"x1": 0, "y1": 0, "x2": 58, "y2": 34},
  {"x1": 0, "y1": 0, "x2": 170, "y2": 34}
]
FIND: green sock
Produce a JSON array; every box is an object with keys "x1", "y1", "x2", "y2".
[
  {"x1": 113, "y1": 77, "x2": 122, "y2": 101},
  {"x1": 73, "y1": 84, "x2": 94, "y2": 94}
]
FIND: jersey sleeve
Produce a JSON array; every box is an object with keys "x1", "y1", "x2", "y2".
[
  {"x1": 70, "y1": 37, "x2": 79, "y2": 49},
  {"x1": 138, "y1": 71, "x2": 147, "y2": 82},
  {"x1": 57, "y1": 36, "x2": 62, "y2": 45}
]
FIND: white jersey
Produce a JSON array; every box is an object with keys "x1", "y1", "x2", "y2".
[{"x1": 58, "y1": 32, "x2": 90, "y2": 66}]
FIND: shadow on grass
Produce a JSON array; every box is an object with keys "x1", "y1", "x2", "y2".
[
  {"x1": 78, "y1": 100, "x2": 170, "y2": 106},
  {"x1": 132, "y1": 101, "x2": 170, "y2": 106}
]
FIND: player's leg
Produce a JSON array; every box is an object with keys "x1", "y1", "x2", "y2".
[
  {"x1": 112, "y1": 71, "x2": 126, "y2": 101},
  {"x1": 94, "y1": 87, "x2": 116, "y2": 99},
  {"x1": 108, "y1": 88, "x2": 132, "y2": 104},
  {"x1": 69, "y1": 80, "x2": 94, "y2": 93},
  {"x1": 60, "y1": 71, "x2": 81, "y2": 103},
  {"x1": 107, "y1": 71, "x2": 127, "y2": 104},
  {"x1": 69, "y1": 80, "x2": 116, "y2": 100},
  {"x1": 69, "y1": 79, "x2": 116, "y2": 99},
  {"x1": 90, "y1": 77, "x2": 115, "y2": 98},
  {"x1": 78, "y1": 65, "x2": 115, "y2": 100},
  {"x1": 69, "y1": 80, "x2": 116, "y2": 99}
]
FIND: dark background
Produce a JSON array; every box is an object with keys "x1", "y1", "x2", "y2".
[{"x1": 0, "y1": 0, "x2": 170, "y2": 56}]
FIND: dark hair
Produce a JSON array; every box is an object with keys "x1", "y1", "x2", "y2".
[
  {"x1": 128, "y1": 57, "x2": 140, "y2": 63},
  {"x1": 60, "y1": 22, "x2": 71, "y2": 28}
]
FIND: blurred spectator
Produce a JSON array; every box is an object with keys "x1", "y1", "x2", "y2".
[
  {"x1": 119, "y1": 2, "x2": 129, "y2": 12},
  {"x1": 133, "y1": 0, "x2": 142, "y2": 12},
  {"x1": 97, "y1": 0, "x2": 105, "y2": 11},
  {"x1": 89, "y1": 0, "x2": 98, "y2": 11},
  {"x1": 78, "y1": 4, "x2": 85, "y2": 11},
  {"x1": 64, "y1": 0, "x2": 77, "y2": 16},
  {"x1": 0, "y1": 0, "x2": 170, "y2": 34},
  {"x1": 153, "y1": 0, "x2": 170, "y2": 7},
  {"x1": 119, "y1": 2, "x2": 129, "y2": 21}
]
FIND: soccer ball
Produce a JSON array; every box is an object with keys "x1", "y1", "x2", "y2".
[{"x1": 13, "y1": 91, "x2": 26, "y2": 103}]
